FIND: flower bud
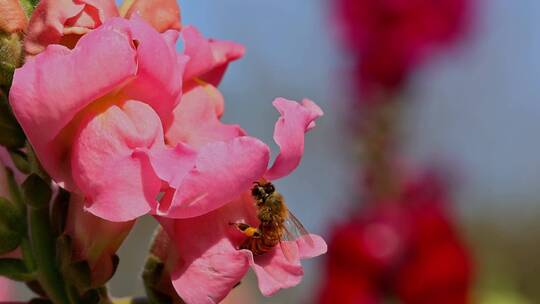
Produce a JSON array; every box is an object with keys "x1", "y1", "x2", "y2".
[
  {"x1": 0, "y1": 32, "x2": 23, "y2": 87},
  {"x1": 0, "y1": 0, "x2": 27, "y2": 87},
  {"x1": 65, "y1": 195, "x2": 134, "y2": 287}
]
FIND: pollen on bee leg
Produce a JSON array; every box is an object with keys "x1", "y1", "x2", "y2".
[{"x1": 230, "y1": 223, "x2": 260, "y2": 237}]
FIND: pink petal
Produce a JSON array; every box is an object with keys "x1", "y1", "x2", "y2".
[
  {"x1": 163, "y1": 137, "x2": 270, "y2": 218},
  {"x1": 165, "y1": 82, "x2": 244, "y2": 148},
  {"x1": 249, "y1": 249, "x2": 303, "y2": 297},
  {"x1": 264, "y1": 98, "x2": 324, "y2": 180},
  {"x1": 72, "y1": 0, "x2": 118, "y2": 31},
  {"x1": 12, "y1": 17, "x2": 185, "y2": 189},
  {"x1": 120, "y1": 15, "x2": 187, "y2": 120},
  {"x1": 200, "y1": 39, "x2": 245, "y2": 86},
  {"x1": 158, "y1": 195, "x2": 255, "y2": 304},
  {"x1": 161, "y1": 192, "x2": 326, "y2": 301},
  {"x1": 71, "y1": 100, "x2": 163, "y2": 222},
  {"x1": 24, "y1": 0, "x2": 119, "y2": 56},
  {"x1": 171, "y1": 249, "x2": 251, "y2": 304},
  {"x1": 182, "y1": 26, "x2": 245, "y2": 85},
  {"x1": 148, "y1": 143, "x2": 197, "y2": 187},
  {"x1": 297, "y1": 234, "x2": 328, "y2": 259},
  {"x1": 10, "y1": 19, "x2": 137, "y2": 188},
  {"x1": 249, "y1": 235, "x2": 326, "y2": 296},
  {"x1": 120, "y1": 0, "x2": 181, "y2": 32}
]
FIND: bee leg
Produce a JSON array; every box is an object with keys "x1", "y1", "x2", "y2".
[{"x1": 230, "y1": 222, "x2": 262, "y2": 238}]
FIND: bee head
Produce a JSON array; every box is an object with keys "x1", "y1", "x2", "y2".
[
  {"x1": 263, "y1": 183, "x2": 275, "y2": 195},
  {"x1": 252, "y1": 183, "x2": 266, "y2": 201}
]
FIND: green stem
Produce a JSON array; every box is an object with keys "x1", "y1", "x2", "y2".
[
  {"x1": 20, "y1": 237, "x2": 36, "y2": 272},
  {"x1": 28, "y1": 204, "x2": 70, "y2": 304}
]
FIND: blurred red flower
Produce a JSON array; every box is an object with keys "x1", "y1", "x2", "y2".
[
  {"x1": 318, "y1": 172, "x2": 473, "y2": 303},
  {"x1": 334, "y1": 0, "x2": 469, "y2": 100}
]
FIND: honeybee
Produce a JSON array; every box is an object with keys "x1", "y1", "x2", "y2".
[{"x1": 231, "y1": 179, "x2": 314, "y2": 261}]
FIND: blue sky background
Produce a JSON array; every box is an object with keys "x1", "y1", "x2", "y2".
[{"x1": 177, "y1": 0, "x2": 540, "y2": 226}]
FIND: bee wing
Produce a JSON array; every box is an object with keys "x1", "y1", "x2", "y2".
[
  {"x1": 283, "y1": 210, "x2": 315, "y2": 247},
  {"x1": 279, "y1": 225, "x2": 299, "y2": 262},
  {"x1": 278, "y1": 210, "x2": 315, "y2": 262}
]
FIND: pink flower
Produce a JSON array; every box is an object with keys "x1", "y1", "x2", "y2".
[
  {"x1": 11, "y1": 17, "x2": 186, "y2": 221},
  {"x1": 158, "y1": 98, "x2": 327, "y2": 303},
  {"x1": 24, "y1": 0, "x2": 182, "y2": 57},
  {"x1": 317, "y1": 171, "x2": 473, "y2": 304},
  {"x1": 24, "y1": 0, "x2": 120, "y2": 56},
  {"x1": 9, "y1": 1, "x2": 326, "y2": 302},
  {"x1": 180, "y1": 26, "x2": 245, "y2": 87},
  {"x1": 334, "y1": 0, "x2": 469, "y2": 100},
  {"x1": 11, "y1": 15, "x2": 269, "y2": 224}
]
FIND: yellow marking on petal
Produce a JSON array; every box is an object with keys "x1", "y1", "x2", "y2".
[
  {"x1": 52, "y1": 91, "x2": 127, "y2": 152},
  {"x1": 193, "y1": 78, "x2": 219, "y2": 97},
  {"x1": 193, "y1": 77, "x2": 208, "y2": 86},
  {"x1": 193, "y1": 77, "x2": 222, "y2": 113}
]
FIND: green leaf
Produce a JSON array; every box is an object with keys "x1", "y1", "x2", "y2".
[
  {"x1": 9, "y1": 149, "x2": 31, "y2": 174},
  {"x1": 5, "y1": 166, "x2": 24, "y2": 209},
  {"x1": 0, "y1": 258, "x2": 34, "y2": 281},
  {"x1": 0, "y1": 197, "x2": 24, "y2": 254}
]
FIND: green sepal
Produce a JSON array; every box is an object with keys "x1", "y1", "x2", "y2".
[
  {"x1": 0, "y1": 258, "x2": 34, "y2": 281},
  {"x1": 142, "y1": 255, "x2": 174, "y2": 304},
  {"x1": 22, "y1": 174, "x2": 52, "y2": 209},
  {"x1": 57, "y1": 234, "x2": 91, "y2": 293},
  {"x1": 64, "y1": 260, "x2": 92, "y2": 293},
  {"x1": 0, "y1": 197, "x2": 24, "y2": 254}
]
